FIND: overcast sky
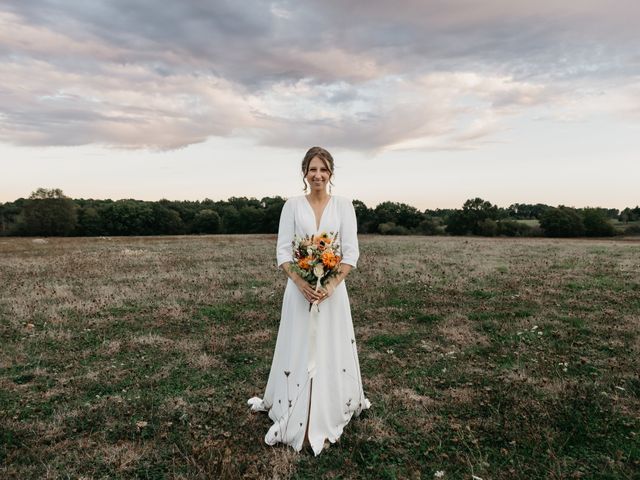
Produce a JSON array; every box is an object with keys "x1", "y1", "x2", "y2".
[{"x1": 1, "y1": 0, "x2": 639, "y2": 209}]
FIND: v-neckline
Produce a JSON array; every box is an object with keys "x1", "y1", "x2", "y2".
[{"x1": 304, "y1": 195, "x2": 333, "y2": 232}]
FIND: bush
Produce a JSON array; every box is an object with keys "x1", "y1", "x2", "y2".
[
  {"x1": 540, "y1": 206, "x2": 585, "y2": 237},
  {"x1": 497, "y1": 220, "x2": 533, "y2": 237},
  {"x1": 476, "y1": 218, "x2": 498, "y2": 236},
  {"x1": 624, "y1": 224, "x2": 640, "y2": 236},
  {"x1": 582, "y1": 208, "x2": 616, "y2": 237},
  {"x1": 528, "y1": 225, "x2": 544, "y2": 237},
  {"x1": 378, "y1": 222, "x2": 410, "y2": 235},
  {"x1": 373, "y1": 202, "x2": 424, "y2": 231},
  {"x1": 417, "y1": 217, "x2": 439, "y2": 235},
  {"x1": 444, "y1": 210, "x2": 468, "y2": 235}
]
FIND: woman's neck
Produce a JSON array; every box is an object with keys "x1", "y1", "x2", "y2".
[{"x1": 306, "y1": 190, "x2": 330, "y2": 203}]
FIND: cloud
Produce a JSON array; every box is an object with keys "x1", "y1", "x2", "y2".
[
  {"x1": 0, "y1": 1, "x2": 638, "y2": 150},
  {"x1": 0, "y1": 53, "x2": 255, "y2": 149},
  {"x1": 250, "y1": 72, "x2": 556, "y2": 151}
]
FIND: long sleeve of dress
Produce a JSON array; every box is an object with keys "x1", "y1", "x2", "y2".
[
  {"x1": 276, "y1": 198, "x2": 295, "y2": 268},
  {"x1": 340, "y1": 197, "x2": 359, "y2": 268}
]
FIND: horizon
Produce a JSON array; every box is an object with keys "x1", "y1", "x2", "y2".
[
  {"x1": 1, "y1": 1, "x2": 639, "y2": 209},
  {"x1": 2, "y1": 187, "x2": 636, "y2": 212}
]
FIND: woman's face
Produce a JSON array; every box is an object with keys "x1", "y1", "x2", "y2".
[{"x1": 305, "y1": 156, "x2": 331, "y2": 193}]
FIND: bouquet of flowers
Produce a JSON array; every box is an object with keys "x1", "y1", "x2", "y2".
[{"x1": 290, "y1": 231, "x2": 342, "y2": 308}]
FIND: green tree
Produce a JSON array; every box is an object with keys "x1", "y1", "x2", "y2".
[
  {"x1": 76, "y1": 206, "x2": 104, "y2": 236},
  {"x1": 444, "y1": 210, "x2": 467, "y2": 235},
  {"x1": 161, "y1": 199, "x2": 199, "y2": 229},
  {"x1": 238, "y1": 206, "x2": 265, "y2": 233},
  {"x1": 100, "y1": 200, "x2": 153, "y2": 235},
  {"x1": 445, "y1": 198, "x2": 499, "y2": 235},
  {"x1": 417, "y1": 217, "x2": 440, "y2": 235},
  {"x1": 23, "y1": 188, "x2": 77, "y2": 236},
  {"x1": 151, "y1": 204, "x2": 184, "y2": 235},
  {"x1": 260, "y1": 196, "x2": 286, "y2": 233},
  {"x1": 582, "y1": 208, "x2": 616, "y2": 237},
  {"x1": 217, "y1": 205, "x2": 240, "y2": 233},
  {"x1": 619, "y1": 206, "x2": 640, "y2": 223},
  {"x1": 540, "y1": 206, "x2": 585, "y2": 237},
  {"x1": 0, "y1": 203, "x2": 6, "y2": 235},
  {"x1": 507, "y1": 203, "x2": 551, "y2": 219},
  {"x1": 353, "y1": 199, "x2": 375, "y2": 233},
  {"x1": 192, "y1": 209, "x2": 221, "y2": 234},
  {"x1": 0, "y1": 198, "x2": 27, "y2": 235},
  {"x1": 373, "y1": 201, "x2": 424, "y2": 232}
]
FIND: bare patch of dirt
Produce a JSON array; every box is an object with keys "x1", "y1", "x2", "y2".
[
  {"x1": 392, "y1": 387, "x2": 436, "y2": 409},
  {"x1": 446, "y1": 386, "x2": 476, "y2": 404},
  {"x1": 188, "y1": 352, "x2": 223, "y2": 370},
  {"x1": 360, "y1": 415, "x2": 396, "y2": 440},
  {"x1": 436, "y1": 313, "x2": 490, "y2": 349},
  {"x1": 101, "y1": 441, "x2": 151, "y2": 472},
  {"x1": 130, "y1": 333, "x2": 174, "y2": 347}
]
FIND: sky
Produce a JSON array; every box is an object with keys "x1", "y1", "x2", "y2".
[{"x1": 1, "y1": 0, "x2": 639, "y2": 210}]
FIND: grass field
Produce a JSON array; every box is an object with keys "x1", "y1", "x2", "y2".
[{"x1": 1, "y1": 235, "x2": 639, "y2": 479}]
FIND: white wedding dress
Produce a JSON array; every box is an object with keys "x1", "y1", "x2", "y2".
[{"x1": 247, "y1": 195, "x2": 371, "y2": 456}]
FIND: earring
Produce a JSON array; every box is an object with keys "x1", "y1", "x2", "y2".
[{"x1": 329, "y1": 184, "x2": 333, "y2": 194}]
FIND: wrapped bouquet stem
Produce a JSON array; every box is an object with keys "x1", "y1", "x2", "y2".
[
  {"x1": 290, "y1": 231, "x2": 343, "y2": 377},
  {"x1": 310, "y1": 270, "x2": 326, "y2": 312}
]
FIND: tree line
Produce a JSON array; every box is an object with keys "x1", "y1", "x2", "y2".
[{"x1": 0, "y1": 188, "x2": 638, "y2": 238}]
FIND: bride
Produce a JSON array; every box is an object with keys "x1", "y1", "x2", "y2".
[{"x1": 248, "y1": 146, "x2": 371, "y2": 456}]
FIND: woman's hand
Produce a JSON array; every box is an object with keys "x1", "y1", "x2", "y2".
[
  {"x1": 317, "y1": 281, "x2": 336, "y2": 304},
  {"x1": 294, "y1": 277, "x2": 323, "y2": 304},
  {"x1": 283, "y1": 263, "x2": 322, "y2": 304}
]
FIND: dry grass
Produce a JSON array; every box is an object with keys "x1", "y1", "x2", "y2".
[{"x1": 1, "y1": 234, "x2": 639, "y2": 479}]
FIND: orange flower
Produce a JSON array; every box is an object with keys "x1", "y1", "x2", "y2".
[
  {"x1": 298, "y1": 256, "x2": 312, "y2": 270},
  {"x1": 313, "y1": 232, "x2": 331, "y2": 247},
  {"x1": 314, "y1": 233, "x2": 332, "y2": 250},
  {"x1": 319, "y1": 233, "x2": 332, "y2": 244},
  {"x1": 321, "y1": 251, "x2": 339, "y2": 269}
]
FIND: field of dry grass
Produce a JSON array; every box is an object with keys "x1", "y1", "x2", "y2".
[{"x1": 1, "y1": 234, "x2": 639, "y2": 479}]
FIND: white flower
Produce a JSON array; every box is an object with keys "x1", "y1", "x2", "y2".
[
  {"x1": 314, "y1": 263, "x2": 324, "y2": 277},
  {"x1": 434, "y1": 471, "x2": 445, "y2": 478}
]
